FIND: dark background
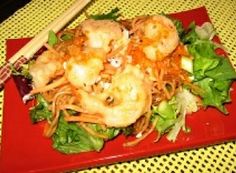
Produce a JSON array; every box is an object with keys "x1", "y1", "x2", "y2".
[{"x1": 0, "y1": 0, "x2": 31, "y2": 23}]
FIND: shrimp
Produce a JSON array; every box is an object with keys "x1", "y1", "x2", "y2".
[
  {"x1": 29, "y1": 50, "x2": 64, "y2": 88},
  {"x1": 65, "y1": 54, "x2": 104, "y2": 89},
  {"x1": 75, "y1": 65, "x2": 152, "y2": 127},
  {"x1": 134, "y1": 15, "x2": 179, "y2": 61},
  {"x1": 81, "y1": 19, "x2": 129, "y2": 54},
  {"x1": 65, "y1": 19, "x2": 129, "y2": 90}
]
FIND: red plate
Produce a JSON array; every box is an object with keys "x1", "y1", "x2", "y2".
[{"x1": 1, "y1": 7, "x2": 236, "y2": 173}]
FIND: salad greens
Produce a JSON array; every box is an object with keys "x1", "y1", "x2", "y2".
[
  {"x1": 152, "y1": 88, "x2": 199, "y2": 142},
  {"x1": 151, "y1": 20, "x2": 236, "y2": 142},
  {"x1": 152, "y1": 100, "x2": 177, "y2": 135},
  {"x1": 30, "y1": 92, "x2": 120, "y2": 154},
  {"x1": 30, "y1": 95, "x2": 120, "y2": 154},
  {"x1": 53, "y1": 117, "x2": 104, "y2": 154},
  {"x1": 48, "y1": 30, "x2": 74, "y2": 47},
  {"x1": 195, "y1": 22, "x2": 216, "y2": 40},
  {"x1": 60, "y1": 32, "x2": 74, "y2": 41},
  {"x1": 48, "y1": 30, "x2": 58, "y2": 46},
  {"x1": 89, "y1": 7, "x2": 120, "y2": 21},
  {"x1": 53, "y1": 119, "x2": 120, "y2": 154},
  {"x1": 171, "y1": 18, "x2": 185, "y2": 37},
  {"x1": 183, "y1": 22, "x2": 236, "y2": 113},
  {"x1": 30, "y1": 94, "x2": 52, "y2": 123},
  {"x1": 11, "y1": 62, "x2": 33, "y2": 80}
]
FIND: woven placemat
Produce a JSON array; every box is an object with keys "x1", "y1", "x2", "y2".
[{"x1": 0, "y1": 0, "x2": 236, "y2": 172}]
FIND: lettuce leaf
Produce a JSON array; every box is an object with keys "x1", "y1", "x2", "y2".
[
  {"x1": 87, "y1": 123, "x2": 120, "y2": 140},
  {"x1": 171, "y1": 18, "x2": 184, "y2": 37},
  {"x1": 89, "y1": 8, "x2": 120, "y2": 21},
  {"x1": 53, "y1": 117, "x2": 104, "y2": 154},
  {"x1": 30, "y1": 95, "x2": 119, "y2": 154},
  {"x1": 182, "y1": 22, "x2": 199, "y2": 44},
  {"x1": 205, "y1": 58, "x2": 236, "y2": 80},
  {"x1": 152, "y1": 100, "x2": 177, "y2": 134},
  {"x1": 52, "y1": 117, "x2": 120, "y2": 154},
  {"x1": 184, "y1": 22, "x2": 236, "y2": 113},
  {"x1": 195, "y1": 78, "x2": 231, "y2": 113},
  {"x1": 29, "y1": 94, "x2": 52, "y2": 123},
  {"x1": 60, "y1": 33, "x2": 74, "y2": 41},
  {"x1": 195, "y1": 22, "x2": 216, "y2": 40},
  {"x1": 188, "y1": 40, "x2": 221, "y2": 80},
  {"x1": 48, "y1": 30, "x2": 58, "y2": 46},
  {"x1": 166, "y1": 89, "x2": 199, "y2": 141}
]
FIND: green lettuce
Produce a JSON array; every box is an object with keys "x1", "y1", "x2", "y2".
[
  {"x1": 48, "y1": 30, "x2": 58, "y2": 46},
  {"x1": 152, "y1": 89, "x2": 199, "y2": 142},
  {"x1": 195, "y1": 22, "x2": 216, "y2": 40},
  {"x1": 182, "y1": 22, "x2": 199, "y2": 44},
  {"x1": 87, "y1": 123, "x2": 120, "y2": 140},
  {"x1": 89, "y1": 8, "x2": 120, "y2": 21},
  {"x1": 195, "y1": 78, "x2": 231, "y2": 113},
  {"x1": 205, "y1": 58, "x2": 236, "y2": 80},
  {"x1": 152, "y1": 100, "x2": 177, "y2": 135},
  {"x1": 29, "y1": 94, "x2": 52, "y2": 123},
  {"x1": 52, "y1": 117, "x2": 104, "y2": 154},
  {"x1": 188, "y1": 40, "x2": 221, "y2": 80},
  {"x1": 52, "y1": 118, "x2": 120, "y2": 154},
  {"x1": 183, "y1": 22, "x2": 236, "y2": 113},
  {"x1": 60, "y1": 32, "x2": 74, "y2": 41},
  {"x1": 30, "y1": 93, "x2": 120, "y2": 154},
  {"x1": 171, "y1": 18, "x2": 184, "y2": 37}
]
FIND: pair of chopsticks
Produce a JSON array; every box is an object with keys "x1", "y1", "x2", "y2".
[{"x1": 0, "y1": 0, "x2": 91, "y2": 88}]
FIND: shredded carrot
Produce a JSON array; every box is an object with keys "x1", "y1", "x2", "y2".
[
  {"x1": 30, "y1": 77, "x2": 68, "y2": 95},
  {"x1": 79, "y1": 122, "x2": 108, "y2": 139},
  {"x1": 64, "y1": 113, "x2": 105, "y2": 125},
  {"x1": 128, "y1": 42, "x2": 153, "y2": 69}
]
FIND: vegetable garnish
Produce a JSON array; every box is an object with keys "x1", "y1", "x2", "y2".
[
  {"x1": 182, "y1": 22, "x2": 236, "y2": 113},
  {"x1": 48, "y1": 30, "x2": 58, "y2": 47},
  {"x1": 14, "y1": 9, "x2": 236, "y2": 154},
  {"x1": 88, "y1": 7, "x2": 120, "y2": 21}
]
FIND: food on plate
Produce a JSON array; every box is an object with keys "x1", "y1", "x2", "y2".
[{"x1": 15, "y1": 9, "x2": 236, "y2": 154}]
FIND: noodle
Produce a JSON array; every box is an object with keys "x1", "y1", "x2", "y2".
[
  {"x1": 51, "y1": 91, "x2": 72, "y2": 116},
  {"x1": 123, "y1": 117, "x2": 158, "y2": 147},
  {"x1": 133, "y1": 111, "x2": 152, "y2": 134},
  {"x1": 60, "y1": 104, "x2": 86, "y2": 113},
  {"x1": 44, "y1": 106, "x2": 60, "y2": 137}
]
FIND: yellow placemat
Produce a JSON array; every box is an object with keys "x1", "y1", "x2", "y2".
[{"x1": 0, "y1": 0, "x2": 236, "y2": 172}]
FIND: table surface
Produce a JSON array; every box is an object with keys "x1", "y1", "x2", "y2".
[{"x1": 0, "y1": 0, "x2": 236, "y2": 172}]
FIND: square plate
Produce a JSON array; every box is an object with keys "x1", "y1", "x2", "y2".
[{"x1": 1, "y1": 7, "x2": 236, "y2": 173}]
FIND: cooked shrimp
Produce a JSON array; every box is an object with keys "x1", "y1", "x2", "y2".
[
  {"x1": 81, "y1": 19, "x2": 129, "y2": 53},
  {"x1": 134, "y1": 15, "x2": 179, "y2": 61},
  {"x1": 75, "y1": 65, "x2": 152, "y2": 127},
  {"x1": 65, "y1": 54, "x2": 104, "y2": 89},
  {"x1": 29, "y1": 50, "x2": 64, "y2": 88}
]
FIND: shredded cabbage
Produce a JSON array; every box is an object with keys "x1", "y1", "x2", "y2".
[
  {"x1": 195, "y1": 22, "x2": 216, "y2": 40},
  {"x1": 167, "y1": 89, "x2": 199, "y2": 141}
]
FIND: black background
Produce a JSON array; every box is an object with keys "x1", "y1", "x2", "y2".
[{"x1": 0, "y1": 0, "x2": 31, "y2": 23}]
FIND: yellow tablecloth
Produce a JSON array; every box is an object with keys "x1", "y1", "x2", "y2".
[{"x1": 0, "y1": 0, "x2": 236, "y2": 172}]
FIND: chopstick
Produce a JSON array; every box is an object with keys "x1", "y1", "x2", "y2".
[{"x1": 0, "y1": 0, "x2": 91, "y2": 87}]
